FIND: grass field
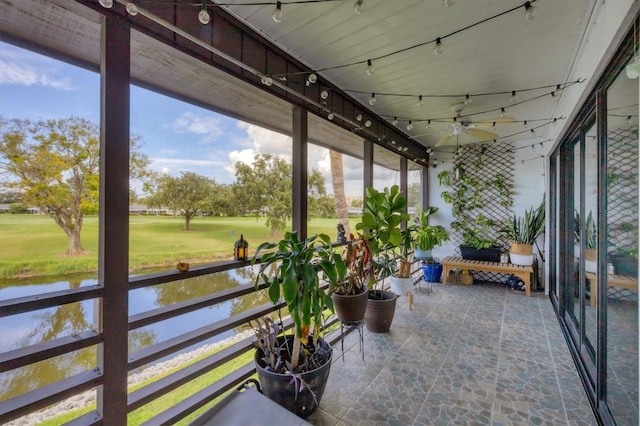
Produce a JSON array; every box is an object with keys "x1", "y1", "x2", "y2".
[{"x1": 0, "y1": 214, "x2": 359, "y2": 280}]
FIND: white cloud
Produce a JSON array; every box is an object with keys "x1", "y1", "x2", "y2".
[
  {"x1": 164, "y1": 112, "x2": 224, "y2": 138},
  {"x1": 0, "y1": 44, "x2": 75, "y2": 90}
]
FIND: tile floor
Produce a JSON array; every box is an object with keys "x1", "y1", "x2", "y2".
[{"x1": 306, "y1": 281, "x2": 596, "y2": 426}]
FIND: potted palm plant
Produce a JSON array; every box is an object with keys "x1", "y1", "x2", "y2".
[
  {"x1": 356, "y1": 185, "x2": 410, "y2": 333},
  {"x1": 501, "y1": 200, "x2": 545, "y2": 266},
  {"x1": 251, "y1": 231, "x2": 345, "y2": 418}
]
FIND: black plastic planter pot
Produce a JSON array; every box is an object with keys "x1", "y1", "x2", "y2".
[
  {"x1": 254, "y1": 336, "x2": 332, "y2": 418},
  {"x1": 460, "y1": 245, "x2": 501, "y2": 262}
]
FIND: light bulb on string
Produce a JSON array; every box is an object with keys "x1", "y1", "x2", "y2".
[
  {"x1": 125, "y1": 1, "x2": 138, "y2": 15},
  {"x1": 416, "y1": 95, "x2": 423, "y2": 108},
  {"x1": 464, "y1": 94, "x2": 472, "y2": 105},
  {"x1": 272, "y1": 1, "x2": 283, "y2": 22},
  {"x1": 426, "y1": 147, "x2": 432, "y2": 154},
  {"x1": 510, "y1": 90, "x2": 518, "y2": 102},
  {"x1": 406, "y1": 121, "x2": 414, "y2": 131},
  {"x1": 443, "y1": 0, "x2": 453, "y2": 7},
  {"x1": 425, "y1": 120, "x2": 431, "y2": 129},
  {"x1": 328, "y1": 110, "x2": 334, "y2": 120},
  {"x1": 403, "y1": 146, "x2": 408, "y2": 152},
  {"x1": 500, "y1": 107, "x2": 507, "y2": 118},
  {"x1": 524, "y1": 1, "x2": 535, "y2": 20},
  {"x1": 307, "y1": 73, "x2": 317, "y2": 84},
  {"x1": 392, "y1": 117, "x2": 398, "y2": 126},
  {"x1": 320, "y1": 90, "x2": 329, "y2": 99},
  {"x1": 99, "y1": 0, "x2": 113, "y2": 8},
  {"x1": 261, "y1": 76, "x2": 273, "y2": 86},
  {"x1": 356, "y1": 113, "x2": 363, "y2": 122},
  {"x1": 523, "y1": 120, "x2": 528, "y2": 127},
  {"x1": 369, "y1": 93, "x2": 376, "y2": 105},
  {"x1": 366, "y1": 59, "x2": 375, "y2": 76},
  {"x1": 354, "y1": 0, "x2": 365, "y2": 15},
  {"x1": 365, "y1": 119, "x2": 372, "y2": 128},
  {"x1": 198, "y1": 3, "x2": 210, "y2": 25},
  {"x1": 434, "y1": 38, "x2": 444, "y2": 55}
]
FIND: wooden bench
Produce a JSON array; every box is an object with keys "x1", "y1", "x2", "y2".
[
  {"x1": 585, "y1": 272, "x2": 638, "y2": 307},
  {"x1": 441, "y1": 256, "x2": 534, "y2": 296}
]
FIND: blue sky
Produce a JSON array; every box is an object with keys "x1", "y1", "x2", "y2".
[{"x1": 0, "y1": 41, "x2": 388, "y2": 196}]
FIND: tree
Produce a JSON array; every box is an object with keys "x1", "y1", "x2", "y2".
[
  {"x1": 307, "y1": 168, "x2": 328, "y2": 219},
  {"x1": 0, "y1": 116, "x2": 151, "y2": 255},
  {"x1": 234, "y1": 153, "x2": 326, "y2": 235},
  {"x1": 235, "y1": 154, "x2": 291, "y2": 235},
  {"x1": 329, "y1": 150, "x2": 350, "y2": 234},
  {"x1": 147, "y1": 171, "x2": 215, "y2": 230}
]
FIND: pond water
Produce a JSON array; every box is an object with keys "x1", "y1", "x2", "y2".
[{"x1": 0, "y1": 268, "x2": 267, "y2": 401}]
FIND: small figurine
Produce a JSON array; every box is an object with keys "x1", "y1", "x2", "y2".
[{"x1": 337, "y1": 223, "x2": 347, "y2": 243}]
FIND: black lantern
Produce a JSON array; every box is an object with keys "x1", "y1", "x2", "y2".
[{"x1": 234, "y1": 234, "x2": 248, "y2": 261}]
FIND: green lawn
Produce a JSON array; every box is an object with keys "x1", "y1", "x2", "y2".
[{"x1": 0, "y1": 214, "x2": 358, "y2": 280}]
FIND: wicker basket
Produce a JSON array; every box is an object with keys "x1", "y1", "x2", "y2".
[{"x1": 447, "y1": 269, "x2": 474, "y2": 285}]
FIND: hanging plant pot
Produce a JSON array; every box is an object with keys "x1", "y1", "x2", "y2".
[{"x1": 421, "y1": 261, "x2": 443, "y2": 282}]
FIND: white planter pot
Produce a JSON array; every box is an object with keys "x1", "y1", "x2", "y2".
[
  {"x1": 510, "y1": 252, "x2": 534, "y2": 266},
  {"x1": 390, "y1": 276, "x2": 413, "y2": 295},
  {"x1": 414, "y1": 248, "x2": 432, "y2": 260}
]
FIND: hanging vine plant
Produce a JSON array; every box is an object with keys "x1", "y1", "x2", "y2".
[{"x1": 438, "y1": 145, "x2": 514, "y2": 250}]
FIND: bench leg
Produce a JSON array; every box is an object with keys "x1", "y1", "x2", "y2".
[
  {"x1": 518, "y1": 272, "x2": 531, "y2": 297},
  {"x1": 442, "y1": 265, "x2": 449, "y2": 285}
]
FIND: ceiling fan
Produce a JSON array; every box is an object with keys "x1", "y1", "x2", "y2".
[{"x1": 435, "y1": 102, "x2": 514, "y2": 147}]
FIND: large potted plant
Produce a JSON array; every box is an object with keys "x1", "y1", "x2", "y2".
[
  {"x1": 251, "y1": 231, "x2": 345, "y2": 418},
  {"x1": 356, "y1": 185, "x2": 410, "y2": 333},
  {"x1": 331, "y1": 233, "x2": 370, "y2": 322},
  {"x1": 501, "y1": 200, "x2": 545, "y2": 266},
  {"x1": 574, "y1": 210, "x2": 597, "y2": 273}
]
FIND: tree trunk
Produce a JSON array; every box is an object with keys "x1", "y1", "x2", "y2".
[
  {"x1": 329, "y1": 150, "x2": 350, "y2": 235},
  {"x1": 67, "y1": 227, "x2": 85, "y2": 255},
  {"x1": 184, "y1": 214, "x2": 191, "y2": 230}
]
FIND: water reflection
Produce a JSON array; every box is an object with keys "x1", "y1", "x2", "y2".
[{"x1": 0, "y1": 267, "x2": 267, "y2": 401}]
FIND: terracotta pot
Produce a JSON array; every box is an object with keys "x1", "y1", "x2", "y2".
[
  {"x1": 331, "y1": 288, "x2": 368, "y2": 322},
  {"x1": 365, "y1": 290, "x2": 397, "y2": 333}
]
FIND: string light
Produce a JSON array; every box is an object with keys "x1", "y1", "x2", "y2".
[
  {"x1": 425, "y1": 120, "x2": 431, "y2": 129},
  {"x1": 307, "y1": 73, "x2": 317, "y2": 84},
  {"x1": 510, "y1": 90, "x2": 518, "y2": 102},
  {"x1": 524, "y1": 1, "x2": 536, "y2": 20},
  {"x1": 434, "y1": 38, "x2": 444, "y2": 55},
  {"x1": 327, "y1": 109, "x2": 334, "y2": 120},
  {"x1": 125, "y1": 1, "x2": 138, "y2": 15},
  {"x1": 98, "y1": 0, "x2": 113, "y2": 8},
  {"x1": 416, "y1": 95, "x2": 423, "y2": 107},
  {"x1": 365, "y1": 119, "x2": 372, "y2": 127},
  {"x1": 272, "y1": 1, "x2": 283, "y2": 22},
  {"x1": 500, "y1": 107, "x2": 507, "y2": 118},
  {"x1": 366, "y1": 59, "x2": 375, "y2": 76},
  {"x1": 407, "y1": 120, "x2": 414, "y2": 130},
  {"x1": 198, "y1": 2, "x2": 210, "y2": 25},
  {"x1": 392, "y1": 117, "x2": 398, "y2": 126},
  {"x1": 369, "y1": 93, "x2": 376, "y2": 105},
  {"x1": 464, "y1": 94, "x2": 472, "y2": 105},
  {"x1": 354, "y1": 0, "x2": 365, "y2": 15},
  {"x1": 443, "y1": 0, "x2": 453, "y2": 7},
  {"x1": 356, "y1": 113, "x2": 363, "y2": 121},
  {"x1": 320, "y1": 90, "x2": 329, "y2": 99}
]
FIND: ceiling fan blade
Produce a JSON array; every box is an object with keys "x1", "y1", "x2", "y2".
[
  {"x1": 465, "y1": 128, "x2": 499, "y2": 141},
  {"x1": 475, "y1": 116, "x2": 516, "y2": 128},
  {"x1": 435, "y1": 133, "x2": 457, "y2": 147}
]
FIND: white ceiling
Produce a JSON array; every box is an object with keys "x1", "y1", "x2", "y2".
[
  {"x1": 216, "y1": 0, "x2": 596, "y2": 151},
  {"x1": 0, "y1": 0, "x2": 602, "y2": 160}
]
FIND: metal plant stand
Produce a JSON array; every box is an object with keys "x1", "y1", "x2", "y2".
[{"x1": 340, "y1": 319, "x2": 365, "y2": 362}]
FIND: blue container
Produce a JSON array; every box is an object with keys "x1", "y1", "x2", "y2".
[{"x1": 421, "y1": 262, "x2": 443, "y2": 282}]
